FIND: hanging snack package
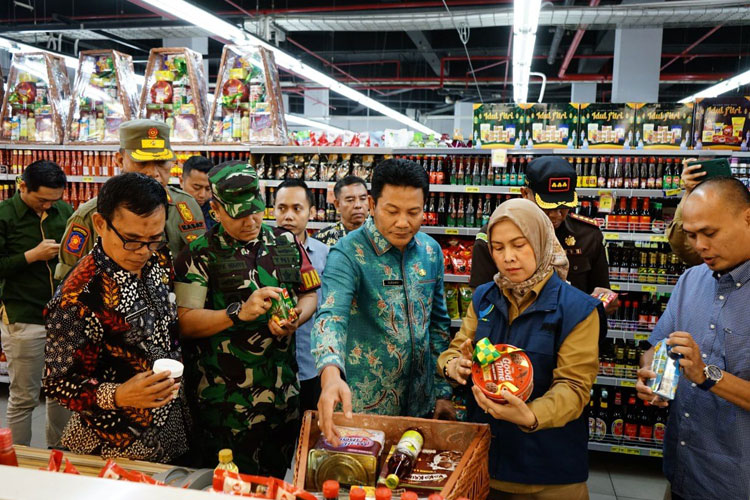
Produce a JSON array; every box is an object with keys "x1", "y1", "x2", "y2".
[
  {"x1": 65, "y1": 50, "x2": 139, "y2": 144},
  {"x1": 288, "y1": 155, "x2": 305, "y2": 179},
  {"x1": 359, "y1": 155, "x2": 375, "y2": 182},
  {"x1": 320, "y1": 155, "x2": 337, "y2": 182},
  {"x1": 255, "y1": 155, "x2": 267, "y2": 180},
  {"x1": 206, "y1": 45, "x2": 287, "y2": 145},
  {"x1": 1, "y1": 52, "x2": 70, "y2": 143},
  {"x1": 336, "y1": 154, "x2": 352, "y2": 181},
  {"x1": 305, "y1": 154, "x2": 320, "y2": 181},
  {"x1": 445, "y1": 284, "x2": 460, "y2": 320},
  {"x1": 458, "y1": 285, "x2": 473, "y2": 319},
  {"x1": 139, "y1": 47, "x2": 208, "y2": 143},
  {"x1": 275, "y1": 155, "x2": 289, "y2": 180}
]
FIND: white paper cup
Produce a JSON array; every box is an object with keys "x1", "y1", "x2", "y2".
[{"x1": 153, "y1": 358, "x2": 183, "y2": 397}]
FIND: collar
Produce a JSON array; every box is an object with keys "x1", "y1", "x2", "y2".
[
  {"x1": 713, "y1": 259, "x2": 750, "y2": 285},
  {"x1": 11, "y1": 192, "x2": 29, "y2": 218},
  {"x1": 363, "y1": 216, "x2": 418, "y2": 256},
  {"x1": 305, "y1": 236, "x2": 324, "y2": 253},
  {"x1": 92, "y1": 240, "x2": 157, "y2": 286},
  {"x1": 501, "y1": 270, "x2": 556, "y2": 310}
]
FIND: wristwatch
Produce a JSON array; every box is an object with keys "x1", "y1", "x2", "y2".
[
  {"x1": 697, "y1": 364, "x2": 723, "y2": 390},
  {"x1": 226, "y1": 302, "x2": 243, "y2": 326}
]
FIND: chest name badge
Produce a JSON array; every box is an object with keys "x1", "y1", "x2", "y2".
[{"x1": 383, "y1": 279, "x2": 404, "y2": 286}]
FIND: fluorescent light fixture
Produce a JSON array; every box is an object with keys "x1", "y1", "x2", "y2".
[
  {"x1": 512, "y1": 0, "x2": 542, "y2": 104},
  {"x1": 133, "y1": 0, "x2": 439, "y2": 136},
  {"x1": 679, "y1": 68, "x2": 750, "y2": 103},
  {"x1": 285, "y1": 114, "x2": 350, "y2": 135}
]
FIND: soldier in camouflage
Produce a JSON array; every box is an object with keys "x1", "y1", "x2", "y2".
[
  {"x1": 55, "y1": 119, "x2": 205, "y2": 279},
  {"x1": 174, "y1": 161, "x2": 320, "y2": 476}
]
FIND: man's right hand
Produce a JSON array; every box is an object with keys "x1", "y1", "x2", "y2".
[
  {"x1": 635, "y1": 366, "x2": 669, "y2": 408},
  {"x1": 681, "y1": 159, "x2": 708, "y2": 195},
  {"x1": 114, "y1": 371, "x2": 178, "y2": 409},
  {"x1": 238, "y1": 287, "x2": 283, "y2": 322},
  {"x1": 25, "y1": 239, "x2": 60, "y2": 263},
  {"x1": 317, "y1": 365, "x2": 353, "y2": 447}
]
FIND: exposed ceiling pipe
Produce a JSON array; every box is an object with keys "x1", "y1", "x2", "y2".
[
  {"x1": 660, "y1": 25, "x2": 723, "y2": 71},
  {"x1": 529, "y1": 72, "x2": 547, "y2": 102},
  {"x1": 558, "y1": 0, "x2": 600, "y2": 79},
  {"x1": 547, "y1": 0, "x2": 575, "y2": 65}
]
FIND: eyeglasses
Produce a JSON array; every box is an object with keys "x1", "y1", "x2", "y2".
[{"x1": 106, "y1": 219, "x2": 167, "y2": 251}]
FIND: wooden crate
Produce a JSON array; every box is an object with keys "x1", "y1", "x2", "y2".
[{"x1": 294, "y1": 411, "x2": 490, "y2": 500}]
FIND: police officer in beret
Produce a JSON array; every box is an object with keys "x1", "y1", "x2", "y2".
[
  {"x1": 470, "y1": 156, "x2": 617, "y2": 313},
  {"x1": 55, "y1": 119, "x2": 205, "y2": 279}
]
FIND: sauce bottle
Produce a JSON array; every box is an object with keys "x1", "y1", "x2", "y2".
[
  {"x1": 0, "y1": 428, "x2": 18, "y2": 466},
  {"x1": 215, "y1": 448, "x2": 239, "y2": 473},
  {"x1": 382, "y1": 429, "x2": 424, "y2": 489}
]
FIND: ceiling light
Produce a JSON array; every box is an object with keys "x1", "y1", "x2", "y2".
[
  {"x1": 131, "y1": 0, "x2": 439, "y2": 136},
  {"x1": 679, "y1": 68, "x2": 750, "y2": 103},
  {"x1": 285, "y1": 114, "x2": 350, "y2": 135},
  {"x1": 512, "y1": 0, "x2": 542, "y2": 104}
]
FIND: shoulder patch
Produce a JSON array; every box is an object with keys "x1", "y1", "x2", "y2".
[
  {"x1": 64, "y1": 224, "x2": 90, "y2": 257},
  {"x1": 176, "y1": 202, "x2": 205, "y2": 232},
  {"x1": 569, "y1": 213, "x2": 600, "y2": 227},
  {"x1": 186, "y1": 234, "x2": 198, "y2": 243}
]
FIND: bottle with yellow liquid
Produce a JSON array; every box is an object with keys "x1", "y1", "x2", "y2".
[{"x1": 215, "y1": 449, "x2": 239, "y2": 473}]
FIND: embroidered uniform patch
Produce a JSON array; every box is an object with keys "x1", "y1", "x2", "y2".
[{"x1": 64, "y1": 224, "x2": 89, "y2": 257}]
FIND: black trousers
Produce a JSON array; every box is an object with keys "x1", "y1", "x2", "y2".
[{"x1": 299, "y1": 376, "x2": 322, "y2": 415}]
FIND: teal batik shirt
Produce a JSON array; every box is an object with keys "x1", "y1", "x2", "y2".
[{"x1": 312, "y1": 217, "x2": 452, "y2": 417}]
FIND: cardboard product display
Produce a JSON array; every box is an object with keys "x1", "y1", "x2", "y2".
[
  {"x1": 0, "y1": 52, "x2": 71, "y2": 144},
  {"x1": 637, "y1": 103, "x2": 694, "y2": 149},
  {"x1": 525, "y1": 103, "x2": 581, "y2": 148},
  {"x1": 65, "y1": 50, "x2": 140, "y2": 144},
  {"x1": 694, "y1": 97, "x2": 750, "y2": 150},
  {"x1": 138, "y1": 47, "x2": 209, "y2": 144},
  {"x1": 579, "y1": 103, "x2": 638, "y2": 149},
  {"x1": 206, "y1": 45, "x2": 288, "y2": 145},
  {"x1": 473, "y1": 103, "x2": 526, "y2": 148}
]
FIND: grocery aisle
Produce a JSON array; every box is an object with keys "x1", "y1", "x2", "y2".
[{"x1": 0, "y1": 384, "x2": 666, "y2": 500}]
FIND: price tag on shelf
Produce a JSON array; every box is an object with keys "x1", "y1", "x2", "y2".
[
  {"x1": 82, "y1": 176, "x2": 94, "y2": 183},
  {"x1": 604, "y1": 233, "x2": 620, "y2": 240},
  {"x1": 445, "y1": 228, "x2": 460, "y2": 235},
  {"x1": 649, "y1": 450, "x2": 664, "y2": 458},
  {"x1": 650, "y1": 235, "x2": 668, "y2": 242},
  {"x1": 491, "y1": 148, "x2": 507, "y2": 168},
  {"x1": 635, "y1": 333, "x2": 650, "y2": 341},
  {"x1": 664, "y1": 188, "x2": 682, "y2": 197},
  {"x1": 598, "y1": 191, "x2": 614, "y2": 214},
  {"x1": 509, "y1": 187, "x2": 521, "y2": 194},
  {"x1": 610, "y1": 284, "x2": 621, "y2": 291},
  {"x1": 620, "y1": 447, "x2": 641, "y2": 456},
  {"x1": 465, "y1": 186, "x2": 480, "y2": 193},
  {"x1": 620, "y1": 380, "x2": 636, "y2": 388},
  {"x1": 641, "y1": 285, "x2": 657, "y2": 293},
  {"x1": 610, "y1": 446, "x2": 621, "y2": 454}
]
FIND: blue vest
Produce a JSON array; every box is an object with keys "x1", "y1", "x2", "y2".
[{"x1": 468, "y1": 273, "x2": 601, "y2": 485}]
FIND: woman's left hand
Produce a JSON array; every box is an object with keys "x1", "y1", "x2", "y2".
[
  {"x1": 472, "y1": 385, "x2": 537, "y2": 428},
  {"x1": 268, "y1": 307, "x2": 302, "y2": 337}
]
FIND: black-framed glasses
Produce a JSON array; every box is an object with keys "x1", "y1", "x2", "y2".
[{"x1": 106, "y1": 219, "x2": 167, "y2": 251}]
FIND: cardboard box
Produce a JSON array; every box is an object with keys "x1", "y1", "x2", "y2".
[
  {"x1": 525, "y1": 103, "x2": 581, "y2": 148},
  {"x1": 694, "y1": 97, "x2": 750, "y2": 150},
  {"x1": 473, "y1": 104, "x2": 526, "y2": 149},
  {"x1": 578, "y1": 103, "x2": 638, "y2": 149},
  {"x1": 638, "y1": 103, "x2": 694, "y2": 149}
]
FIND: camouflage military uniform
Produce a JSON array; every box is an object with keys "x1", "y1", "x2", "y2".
[
  {"x1": 174, "y1": 162, "x2": 320, "y2": 476},
  {"x1": 313, "y1": 220, "x2": 349, "y2": 247},
  {"x1": 55, "y1": 186, "x2": 205, "y2": 279}
]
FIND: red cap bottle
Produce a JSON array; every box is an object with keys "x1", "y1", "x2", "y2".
[
  {"x1": 0, "y1": 428, "x2": 18, "y2": 466},
  {"x1": 350, "y1": 486, "x2": 366, "y2": 500},
  {"x1": 375, "y1": 486, "x2": 392, "y2": 500},
  {"x1": 323, "y1": 480, "x2": 340, "y2": 500}
]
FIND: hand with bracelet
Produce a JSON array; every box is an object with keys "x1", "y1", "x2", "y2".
[{"x1": 444, "y1": 338, "x2": 474, "y2": 385}]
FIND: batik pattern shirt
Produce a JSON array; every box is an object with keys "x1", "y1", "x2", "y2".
[
  {"x1": 44, "y1": 243, "x2": 189, "y2": 463},
  {"x1": 312, "y1": 217, "x2": 452, "y2": 418},
  {"x1": 174, "y1": 223, "x2": 320, "y2": 476}
]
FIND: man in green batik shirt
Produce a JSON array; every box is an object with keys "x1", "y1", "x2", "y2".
[{"x1": 174, "y1": 161, "x2": 320, "y2": 476}]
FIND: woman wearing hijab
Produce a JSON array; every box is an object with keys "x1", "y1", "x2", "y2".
[{"x1": 438, "y1": 199, "x2": 602, "y2": 500}]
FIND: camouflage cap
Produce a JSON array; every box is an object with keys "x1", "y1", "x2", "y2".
[
  {"x1": 119, "y1": 119, "x2": 175, "y2": 162},
  {"x1": 209, "y1": 161, "x2": 265, "y2": 219}
]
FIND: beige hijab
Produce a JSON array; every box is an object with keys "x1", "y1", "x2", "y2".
[{"x1": 486, "y1": 198, "x2": 569, "y2": 300}]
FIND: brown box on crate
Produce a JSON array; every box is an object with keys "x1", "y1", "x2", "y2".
[{"x1": 294, "y1": 411, "x2": 490, "y2": 500}]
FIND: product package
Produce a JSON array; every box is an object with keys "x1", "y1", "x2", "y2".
[
  {"x1": 472, "y1": 342, "x2": 534, "y2": 403},
  {"x1": 694, "y1": 97, "x2": 750, "y2": 150},
  {"x1": 648, "y1": 340, "x2": 681, "y2": 400},
  {"x1": 445, "y1": 285, "x2": 460, "y2": 320},
  {"x1": 270, "y1": 288, "x2": 299, "y2": 328},
  {"x1": 637, "y1": 103, "x2": 694, "y2": 149},
  {"x1": 377, "y1": 448, "x2": 463, "y2": 494},
  {"x1": 213, "y1": 469, "x2": 318, "y2": 500},
  {"x1": 578, "y1": 103, "x2": 638, "y2": 149},
  {"x1": 473, "y1": 103, "x2": 526, "y2": 148},
  {"x1": 525, "y1": 103, "x2": 581, "y2": 148},
  {"x1": 0, "y1": 52, "x2": 71, "y2": 144},
  {"x1": 98, "y1": 459, "x2": 165, "y2": 485},
  {"x1": 65, "y1": 50, "x2": 139, "y2": 144},
  {"x1": 206, "y1": 45, "x2": 287, "y2": 145},
  {"x1": 138, "y1": 47, "x2": 209, "y2": 143},
  {"x1": 44, "y1": 449, "x2": 80, "y2": 474},
  {"x1": 592, "y1": 290, "x2": 618, "y2": 309},
  {"x1": 306, "y1": 426, "x2": 386, "y2": 490}
]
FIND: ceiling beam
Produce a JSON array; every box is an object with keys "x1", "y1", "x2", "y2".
[{"x1": 406, "y1": 30, "x2": 442, "y2": 76}]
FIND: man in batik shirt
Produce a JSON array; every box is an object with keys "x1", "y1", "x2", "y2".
[
  {"x1": 312, "y1": 158, "x2": 453, "y2": 446},
  {"x1": 174, "y1": 161, "x2": 320, "y2": 476},
  {"x1": 44, "y1": 173, "x2": 189, "y2": 463}
]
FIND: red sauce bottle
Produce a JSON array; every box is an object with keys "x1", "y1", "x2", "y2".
[{"x1": 0, "y1": 428, "x2": 18, "y2": 466}]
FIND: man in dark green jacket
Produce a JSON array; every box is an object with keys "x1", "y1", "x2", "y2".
[{"x1": 0, "y1": 160, "x2": 72, "y2": 447}]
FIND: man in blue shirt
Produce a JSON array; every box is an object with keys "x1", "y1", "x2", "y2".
[
  {"x1": 274, "y1": 179, "x2": 329, "y2": 413},
  {"x1": 312, "y1": 158, "x2": 453, "y2": 446},
  {"x1": 637, "y1": 177, "x2": 750, "y2": 500}
]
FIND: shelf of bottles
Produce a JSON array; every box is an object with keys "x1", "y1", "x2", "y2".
[{"x1": 588, "y1": 385, "x2": 666, "y2": 457}]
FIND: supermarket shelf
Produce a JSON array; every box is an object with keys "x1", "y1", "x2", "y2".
[
  {"x1": 607, "y1": 329, "x2": 652, "y2": 341},
  {"x1": 264, "y1": 220, "x2": 329, "y2": 230},
  {"x1": 0, "y1": 143, "x2": 120, "y2": 151},
  {"x1": 430, "y1": 184, "x2": 521, "y2": 194},
  {"x1": 445, "y1": 274, "x2": 470, "y2": 283},
  {"x1": 588, "y1": 441, "x2": 663, "y2": 457},
  {"x1": 577, "y1": 187, "x2": 680, "y2": 198},
  {"x1": 609, "y1": 282, "x2": 675, "y2": 293},
  {"x1": 603, "y1": 232, "x2": 668, "y2": 242},
  {"x1": 595, "y1": 375, "x2": 638, "y2": 387},
  {"x1": 261, "y1": 180, "x2": 340, "y2": 190},
  {"x1": 393, "y1": 148, "x2": 491, "y2": 155},
  {"x1": 559, "y1": 148, "x2": 729, "y2": 157},
  {"x1": 422, "y1": 226, "x2": 480, "y2": 236},
  {"x1": 0, "y1": 375, "x2": 8, "y2": 384}
]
